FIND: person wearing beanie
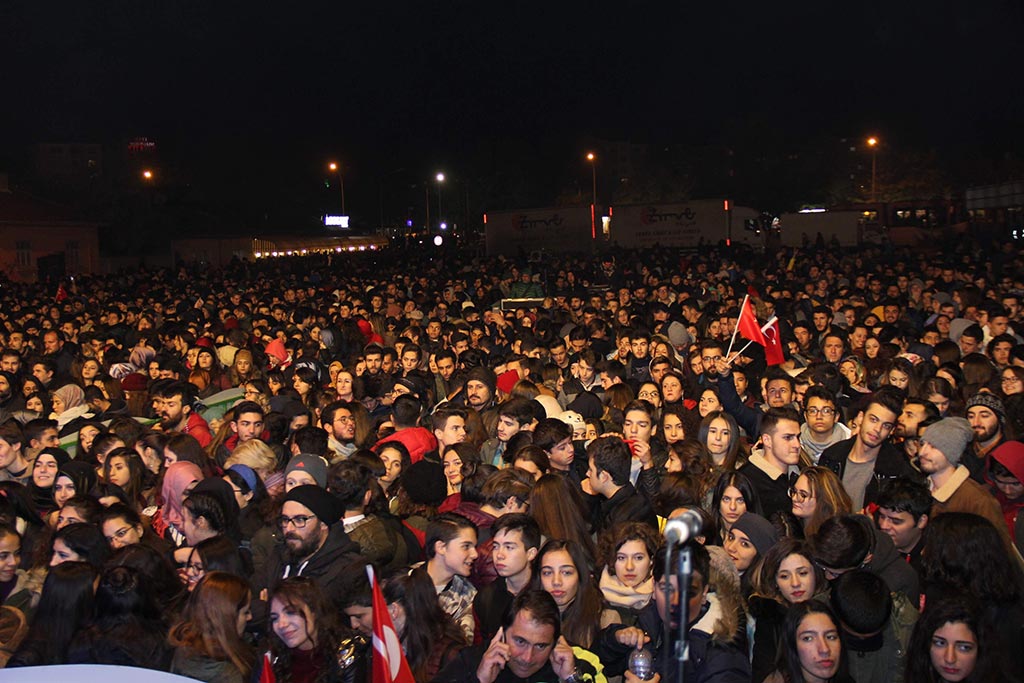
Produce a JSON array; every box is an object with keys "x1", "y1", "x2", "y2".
[
  {"x1": 259, "y1": 484, "x2": 364, "y2": 612},
  {"x1": 919, "y1": 418, "x2": 1009, "y2": 540},
  {"x1": 964, "y1": 392, "x2": 1007, "y2": 483},
  {"x1": 464, "y1": 366, "x2": 497, "y2": 413},
  {"x1": 725, "y1": 512, "x2": 779, "y2": 578},
  {"x1": 284, "y1": 454, "x2": 329, "y2": 491}
]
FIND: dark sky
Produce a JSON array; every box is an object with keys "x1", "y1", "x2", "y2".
[{"x1": 2, "y1": 1, "x2": 1021, "y2": 217}]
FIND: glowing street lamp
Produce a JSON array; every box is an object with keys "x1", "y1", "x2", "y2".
[
  {"x1": 436, "y1": 172, "x2": 445, "y2": 228},
  {"x1": 327, "y1": 161, "x2": 346, "y2": 214},
  {"x1": 141, "y1": 169, "x2": 153, "y2": 180},
  {"x1": 585, "y1": 152, "x2": 597, "y2": 239},
  {"x1": 866, "y1": 137, "x2": 878, "y2": 203}
]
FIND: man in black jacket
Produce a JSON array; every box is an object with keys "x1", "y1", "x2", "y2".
[
  {"x1": 260, "y1": 485, "x2": 366, "y2": 611},
  {"x1": 819, "y1": 387, "x2": 921, "y2": 511},
  {"x1": 584, "y1": 437, "x2": 657, "y2": 536}
]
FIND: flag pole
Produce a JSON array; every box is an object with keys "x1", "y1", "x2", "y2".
[
  {"x1": 725, "y1": 294, "x2": 748, "y2": 358},
  {"x1": 727, "y1": 316, "x2": 779, "y2": 364}
]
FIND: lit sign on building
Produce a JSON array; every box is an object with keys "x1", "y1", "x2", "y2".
[{"x1": 324, "y1": 215, "x2": 350, "y2": 228}]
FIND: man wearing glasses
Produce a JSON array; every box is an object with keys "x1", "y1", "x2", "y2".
[
  {"x1": 800, "y1": 386, "x2": 851, "y2": 465},
  {"x1": 261, "y1": 484, "x2": 365, "y2": 611}
]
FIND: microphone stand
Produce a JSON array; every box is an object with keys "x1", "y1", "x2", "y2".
[{"x1": 661, "y1": 543, "x2": 692, "y2": 683}]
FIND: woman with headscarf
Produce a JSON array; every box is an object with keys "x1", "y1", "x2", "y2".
[
  {"x1": 49, "y1": 384, "x2": 96, "y2": 437},
  {"x1": 46, "y1": 460, "x2": 99, "y2": 527},
  {"x1": 152, "y1": 461, "x2": 204, "y2": 549},
  {"x1": 29, "y1": 447, "x2": 71, "y2": 515}
]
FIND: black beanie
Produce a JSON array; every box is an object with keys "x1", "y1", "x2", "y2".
[{"x1": 283, "y1": 485, "x2": 343, "y2": 524}]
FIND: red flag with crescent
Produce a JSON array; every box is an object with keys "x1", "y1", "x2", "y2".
[
  {"x1": 762, "y1": 317, "x2": 785, "y2": 366},
  {"x1": 368, "y1": 565, "x2": 415, "y2": 683},
  {"x1": 736, "y1": 296, "x2": 766, "y2": 346}
]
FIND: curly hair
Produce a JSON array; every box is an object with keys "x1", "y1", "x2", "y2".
[
  {"x1": 599, "y1": 521, "x2": 660, "y2": 579},
  {"x1": 266, "y1": 577, "x2": 345, "y2": 683}
]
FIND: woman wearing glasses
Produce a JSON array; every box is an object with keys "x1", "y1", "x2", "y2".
[{"x1": 789, "y1": 466, "x2": 852, "y2": 538}]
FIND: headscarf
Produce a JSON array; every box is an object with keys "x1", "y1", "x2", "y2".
[
  {"x1": 161, "y1": 461, "x2": 203, "y2": 531},
  {"x1": 29, "y1": 447, "x2": 72, "y2": 513},
  {"x1": 55, "y1": 460, "x2": 98, "y2": 501},
  {"x1": 53, "y1": 384, "x2": 86, "y2": 411}
]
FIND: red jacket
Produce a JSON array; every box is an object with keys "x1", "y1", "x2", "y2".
[
  {"x1": 373, "y1": 427, "x2": 437, "y2": 463},
  {"x1": 182, "y1": 411, "x2": 213, "y2": 448}
]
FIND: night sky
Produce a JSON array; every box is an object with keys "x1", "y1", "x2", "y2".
[{"x1": 2, "y1": 1, "x2": 1021, "y2": 225}]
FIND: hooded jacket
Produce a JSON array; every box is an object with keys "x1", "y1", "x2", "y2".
[
  {"x1": 261, "y1": 523, "x2": 366, "y2": 612},
  {"x1": 373, "y1": 426, "x2": 437, "y2": 464}
]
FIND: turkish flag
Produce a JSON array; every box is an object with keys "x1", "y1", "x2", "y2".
[
  {"x1": 736, "y1": 297, "x2": 766, "y2": 346},
  {"x1": 762, "y1": 317, "x2": 786, "y2": 366},
  {"x1": 368, "y1": 566, "x2": 415, "y2": 683},
  {"x1": 259, "y1": 652, "x2": 276, "y2": 683}
]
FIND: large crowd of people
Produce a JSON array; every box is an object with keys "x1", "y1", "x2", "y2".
[{"x1": 0, "y1": 236, "x2": 1022, "y2": 682}]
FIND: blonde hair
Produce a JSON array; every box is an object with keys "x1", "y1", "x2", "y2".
[{"x1": 224, "y1": 439, "x2": 276, "y2": 479}]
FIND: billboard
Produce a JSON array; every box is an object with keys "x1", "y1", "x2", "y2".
[
  {"x1": 485, "y1": 207, "x2": 594, "y2": 255},
  {"x1": 608, "y1": 200, "x2": 760, "y2": 249}
]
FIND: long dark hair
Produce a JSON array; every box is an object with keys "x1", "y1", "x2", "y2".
[
  {"x1": 708, "y1": 470, "x2": 763, "y2": 544},
  {"x1": 530, "y1": 539, "x2": 604, "y2": 648},
  {"x1": 267, "y1": 577, "x2": 345, "y2": 683},
  {"x1": 384, "y1": 567, "x2": 467, "y2": 681},
  {"x1": 775, "y1": 600, "x2": 849, "y2": 683},
  {"x1": 904, "y1": 596, "x2": 1004, "y2": 683},
  {"x1": 8, "y1": 561, "x2": 97, "y2": 667},
  {"x1": 920, "y1": 512, "x2": 1023, "y2": 605}
]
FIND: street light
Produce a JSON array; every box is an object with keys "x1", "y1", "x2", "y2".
[
  {"x1": 436, "y1": 172, "x2": 445, "y2": 228},
  {"x1": 585, "y1": 152, "x2": 597, "y2": 239},
  {"x1": 866, "y1": 137, "x2": 878, "y2": 204},
  {"x1": 141, "y1": 169, "x2": 153, "y2": 180},
  {"x1": 328, "y1": 161, "x2": 346, "y2": 215}
]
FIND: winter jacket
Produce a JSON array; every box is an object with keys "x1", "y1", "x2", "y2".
[
  {"x1": 373, "y1": 426, "x2": 437, "y2": 463},
  {"x1": 599, "y1": 590, "x2": 750, "y2": 682},
  {"x1": 818, "y1": 438, "x2": 922, "y2": 510},
  {"x1": 259, "y1": 523, "x2": 366, "y2": 612}
]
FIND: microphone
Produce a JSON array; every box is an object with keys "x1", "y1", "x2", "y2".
[{"x1": 664, "y1": 508, "x2": 704, "y2": 545}]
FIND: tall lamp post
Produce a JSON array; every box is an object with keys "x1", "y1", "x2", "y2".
[
  {"x1": 586, "y1": 152, "x2": 597, "y2": 239},
  {"x1": 328, "y1": 162, "x2": 346, "y2": 215},
  {"x1": 866, "y1": 137, "x2": 878, "y2": 204},
  {"x1": 436, "y1": 172, "x2": 446, "y2": 228}
]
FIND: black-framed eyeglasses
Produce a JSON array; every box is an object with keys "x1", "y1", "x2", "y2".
[
  {"x1": 805, "y1": 407, "x2": 835, "y2": 417},
  {"x1": 788, "y1": 487, "x2": 812, "y2": 502},
  {"x1": 277, "y1": 514, "x2": 316, "y2": 529}
]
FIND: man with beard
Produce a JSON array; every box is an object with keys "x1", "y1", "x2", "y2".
[
  {"x1": 464, "y1": 366, "x2": 498, "y2": 437},
  {"x1": 917, "y1": 418, "x2": 1010, "y2": 544},
  {"x1": 895, "y1": 398, "x2": 939, "y2": 467},
  {"x1": 261, "y1": 484, "x2": 364, "y2": 612},
  {"x1": 963, "y1": 393, "x2": 1006, "y2": 483},
  {"x1": 360, "y1": 343, "x2": 390, "y2": 398},
  {"x1": 154, "y1": 381, "x2": 212, "y2": 448},
  {"x1": 321, "y1": 400, "x2": 359, "y2": 461}
]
